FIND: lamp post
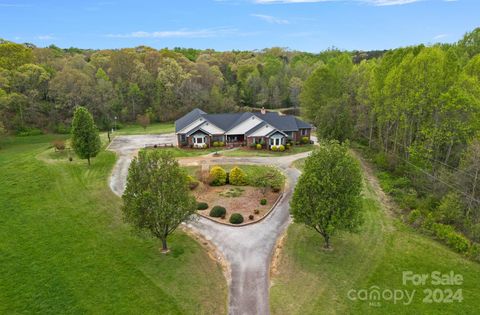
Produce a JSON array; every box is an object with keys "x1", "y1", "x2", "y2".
[{"x1": 114, "y1": 116, "x2": 117, "y2": 132}]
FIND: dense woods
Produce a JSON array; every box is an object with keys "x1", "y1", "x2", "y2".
[
  {"x1": 0, "y1": 41, "x2": 343, "y2": 134},
  {"x1": 302, "y1": 28, "x2": 480, "y2": 247}
]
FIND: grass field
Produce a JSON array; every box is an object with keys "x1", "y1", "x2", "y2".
[
  {"x1": 221, "y1": 144, "x2": 316, "y2": 157},
  {"x1": 112, "y1": 122, "x2": 175, "y2": 135},
  {"x1": 269, "y1": 158, "x2": 480, "y2": 314},
  {"x1": 148, "y1": 146, "x2": 221, "y2": 157},
  {"x1": 0, "y1": 135, "x2": 227, "y2": 314}
]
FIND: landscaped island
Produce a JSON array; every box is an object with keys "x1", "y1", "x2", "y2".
[{"x1": 185, "y1": 164, "x2": 285, "y2": 224}]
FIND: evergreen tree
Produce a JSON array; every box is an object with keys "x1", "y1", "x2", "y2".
[{"x1": 71, "y1": 106, "x2": 101, "y2": 165}]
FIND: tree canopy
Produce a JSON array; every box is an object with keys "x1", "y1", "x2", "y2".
[
  {"x1": 122, "y1": 150, "x2": 197, "y2": 252},
  {"x1": 71, "y1": 106, "x2": 101, "y2": 165},
  {"x1": 290, "y1": 141, "x2": 363, "y2": 248}
]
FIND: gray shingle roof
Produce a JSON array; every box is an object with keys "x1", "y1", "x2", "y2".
[
  {"x1": 201, "y1": 113, "x2": 244, "y2": 131},
  {"x1": 176, "y1": 108, "x2": 312, "y2": 134},
  {"x1": 253, "y1": 112, "x2": 309, "y2": 131},
  {"x1": 175, "y1": 108, "x2": 207, "y2": 132}
]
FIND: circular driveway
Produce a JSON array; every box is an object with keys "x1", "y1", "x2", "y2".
[{"x1": 108, "y1": 134, "x2": 310, "y2": 315}]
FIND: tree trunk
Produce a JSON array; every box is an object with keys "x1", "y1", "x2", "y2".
[
  {"x1": 87, "y1": 157, "x2": 91, "y2": 165},
  {"x1": 161, "y1": 237, "x2": 169, "y2": 253},
  {"x1": 323, "y1": 234, "x2": 331, "y2": 249},
  {"x1": 107, "y1": 130, "x2": 111, "y2": 143}
]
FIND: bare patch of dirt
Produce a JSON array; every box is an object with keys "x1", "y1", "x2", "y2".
[
  {"x1": 194, "y1": 183, "x2": 281, "y2": 223},
  {"x1": 270, "y1": 223, "x2": 290, "y2": 283}
]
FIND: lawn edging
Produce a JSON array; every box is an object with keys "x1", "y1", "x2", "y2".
[{"x1": 197, "y1": 190, "x2": 285, "y2": 227}]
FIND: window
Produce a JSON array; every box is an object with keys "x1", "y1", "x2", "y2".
[
  {"x1": 301, "y1": 129, "x2": 308, "y2": 136},
  {"x1": 275, "y1": 138, "x2": 280, "y2": 145},
  {"x1": 196, "y1": 137, "x2": 203, "y2": 144},
  {"x1": 180, "y1": 135, "x2": 186, "y2": 142},
  {"x1": 270, "y1": 138, "x2": 274, "y2": 145}
]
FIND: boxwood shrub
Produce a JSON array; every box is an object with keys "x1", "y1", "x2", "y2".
[
  {"x1": 197, "y1": 202, "x2": 209, "y2": 210},
  {"x1": 229, "y1": 213, "x2": 244, "y2": 224},
  {"x1": 209, "y1": 166, "x2": 227, "y2": 186},
  {"x1": 260, "y1": 198, "x2": 267, "y2": 205},
  {"x1": 209, "y1": 206, "x2": 226, "y2": 218}
]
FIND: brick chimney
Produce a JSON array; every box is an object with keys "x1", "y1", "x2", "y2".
[{"x1": 261, "y1": 107, "x2": 266, "y2": 115}]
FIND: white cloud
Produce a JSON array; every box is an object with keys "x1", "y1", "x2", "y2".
[
  {"x1": 433, "y1": 33, "x2": 448, "y2": 40},
  {"x1": 0, "y1": 3, "x2": 30, "y2": 7},
  {"x1": 253, "y1": 0, "x2": 422, "y2": 5},
  {"x1": 106, "y1": 28, "x2": 237, "y2": 39},
  {"x1": 37, "y1": 35, "x2": 55, "y2": 40},
  {"x1": 251, "y1": 13, "x2": 290, "y2": 24}
]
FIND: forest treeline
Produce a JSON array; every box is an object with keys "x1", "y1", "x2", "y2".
[
  {"x1": 0, "y1": 39, "x2": 381, "y2": 134},
  {"x1": 302, "y1": 27, "x2": 480, "y2": 246}
]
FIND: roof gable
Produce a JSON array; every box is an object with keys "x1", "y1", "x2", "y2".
[{"x1": 175, "y1": 108, "x2": 206, "y2": 132}]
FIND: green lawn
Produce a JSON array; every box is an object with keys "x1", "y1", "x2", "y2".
[
  {"x1": 112, "y1": 122, "x2": 174, "y2": 135},
  {"x1": 149, "y1": 146, "x2": 221, "y2": 157},
  {"x1": 270, "y1": 166, "x2": 480, "y2": 314},
  {"x1": 221, "y1": 144, "x2": 315, "y2": 157},
  {"x1": 0, "y1": 135, "x2": 227, "y2": 314}
]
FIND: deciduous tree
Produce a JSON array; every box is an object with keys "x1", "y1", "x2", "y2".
[
  {"x1": 290, "y1": 141, "x2": 363, "y2": 248},
  {"x1": 122, "y1": 150, "x2": 197, "y2": 252}
]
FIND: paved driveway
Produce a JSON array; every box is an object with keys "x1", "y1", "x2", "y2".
[
  {"x1": 107, "y1": 134, "x2": 176, "y2": 195},
  {"x1": 108, "y1": 134, "x2": 310, "y2": 315}
]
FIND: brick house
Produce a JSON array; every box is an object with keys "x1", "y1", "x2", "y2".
[{"x1": 175, "y1": 108, "x2": 312, "y2": 149}]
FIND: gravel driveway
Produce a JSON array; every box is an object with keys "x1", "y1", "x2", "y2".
[{"x1": 108, "y1": 134, "x2": 310, "y2": 315}]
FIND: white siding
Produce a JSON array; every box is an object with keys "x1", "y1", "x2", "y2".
[
  {"x1": 249, "y1": 124, "x2": 275, "y2": 137},
  {"x1": 202, "y1": 122, "x2": 224, "y2": 135},
  {"x1": 226, "y1": 115, "x2": 262, "y2": 135},
  {"x1": 177, "y1": 117, "x2": 206, "y2": 134}
]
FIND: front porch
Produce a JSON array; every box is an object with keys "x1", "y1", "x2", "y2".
[{"x1": 226, "y1": 135, "x2": 245, "y2": 147}]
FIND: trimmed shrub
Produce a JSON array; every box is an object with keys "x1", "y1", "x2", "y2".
[
  {"x1": 219, "y1": 141, "x2": 225, "y2": 147},
  {"x1": 53, "y1": 139, "x2": 66, "y2": 151},
  {"x1": 286, "y1": 143, "x2": 291, "y2": 150},
  {"x1": 213, "y1": 141, "x2": 219, "y2": 147},
  {"x1": 197, "y1": 202, "x2": 209, "y2": 210},
  {"x1": 249, "y1": 214, "x2": 254, "y2": 220},
  {"x1": 260, "y1": 198, "x2": 267, "y2": 205},
  {"x1": 229, "y1": 167, "x2": 247, "y2": 186},
  {"x1": 229, "y1": 213, "x2": 244, "y2": 224},
  {"x1": 278, "y1": 145, "x2": 285, "y2": 152},
  {"x1": 209, "y1": 206, "x2": 226, "y2": 217},
  {"x1": 209, "y1": 166, "x2": 227, "y2": 186},
  {"x1": 271, "y1": 145, "x2": 278, "y2": 151},
  {"x1": 301, "y1": 136, "x2": 309, "y2": 144},
  {"x1": 187, "y1": 175, "x2": 199, "y2": 190},
  {"x1": 256, "y1": 143, "x2": 262, "y2": 150}
]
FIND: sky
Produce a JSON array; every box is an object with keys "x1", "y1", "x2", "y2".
[{"x1": 0, "y1": 0, "x2": 479, "y2": 52}]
